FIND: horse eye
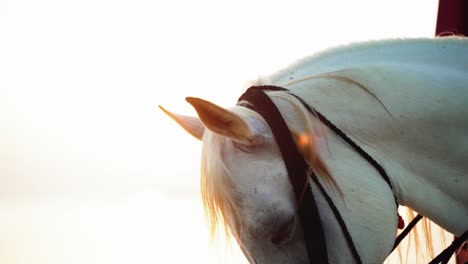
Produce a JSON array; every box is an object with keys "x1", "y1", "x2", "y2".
[
  {"x1": 233, "y1": 141, "x2": 256, "y2": 152},
  {"x1": 271, "y1": 216, "x2": 296, "y2": 245},
  {"x1": 233, "y1": 136, "x2": 266, "y2": 152}
]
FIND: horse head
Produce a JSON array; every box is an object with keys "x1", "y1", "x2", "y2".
[{"x1": 160, "y1": 90, "x2": 398, "y2": 263}]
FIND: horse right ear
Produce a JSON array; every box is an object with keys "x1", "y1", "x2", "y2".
[
  {"x1": 185, "y1": 97, "x2": 255, "y2": 143},
  {"x1": 159, "y1": 105, "x2": 205, "y2": 140}
]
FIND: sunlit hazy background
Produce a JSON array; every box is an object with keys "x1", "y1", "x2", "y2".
[{"x1": 1, "y1": 0, "x2": 442, "y2": 263}]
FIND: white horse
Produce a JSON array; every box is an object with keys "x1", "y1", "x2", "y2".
[{"x1": 160, "y1": 38, "x2": 468, "y2": 263}]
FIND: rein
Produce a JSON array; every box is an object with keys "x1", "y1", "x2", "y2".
[{"x1": 238, "y1": 85, "x2": 467, "y2": 264}]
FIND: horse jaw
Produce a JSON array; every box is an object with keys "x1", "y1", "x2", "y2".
[{"x1": 158, "y1": 105, "x2": 205, "y2": 140}]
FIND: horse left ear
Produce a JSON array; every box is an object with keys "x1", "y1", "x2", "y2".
[
  {"x1": 159, "y1": 105, "x2": 205, "y2": 140},
  {"x1": 185, "y1": 97, "x2": 254, "y2": 143}
]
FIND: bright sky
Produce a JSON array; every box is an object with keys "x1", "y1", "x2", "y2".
[{"x1": 0, "y1": 0, "x2": 441, "y2": 263}]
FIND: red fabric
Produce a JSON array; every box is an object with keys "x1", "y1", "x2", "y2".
[
  {"x1": 397, "y1": 214, "x2": 405, "y2": 229},
  {"x1": 436, "y1": 0, "x2": 468, "y2": 36}
]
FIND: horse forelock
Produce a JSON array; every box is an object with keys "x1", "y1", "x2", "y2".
[
  {"x1": 200, "y1": 130, "x2": 234, "y2": 239},
  {"x1": 200, "y1": 106, "x2": 264, "y2": 240}
]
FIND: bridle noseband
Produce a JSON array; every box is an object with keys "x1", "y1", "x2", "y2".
[{"x1": 238, "y1": 85, "x2": 468, "y2": 264}]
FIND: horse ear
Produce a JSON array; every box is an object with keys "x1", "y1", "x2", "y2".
[
  {"x1": 159, "y1": 105, "x2": 205, "y2": 140},
  {"x1": 185, "y1": 97, "x2": 254, "y2": 143}
]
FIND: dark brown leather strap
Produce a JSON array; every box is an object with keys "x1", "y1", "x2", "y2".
[{"x1": 239, "y1": 86, "x2": 329, "y2": 264}]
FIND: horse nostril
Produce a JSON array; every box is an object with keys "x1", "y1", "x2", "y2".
[{"x1": 271, "y1": 216, "x2": 296, "y2": 245}]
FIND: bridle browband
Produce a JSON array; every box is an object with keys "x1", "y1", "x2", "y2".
[{"x1": 238, "y1": 85, "x2": 468, "y2": 264}]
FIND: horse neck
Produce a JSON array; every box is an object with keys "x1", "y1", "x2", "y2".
[
  {"x1": 277, "y1": 64, "x2": 468, "y2": 236},
  {"x1": 269, "y1": 38, "x2": 468, "y2": 86}
]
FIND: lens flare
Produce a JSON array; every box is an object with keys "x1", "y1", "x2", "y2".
[{"x1": 298, "y1": 133, "x2": 311, "y2": 148}]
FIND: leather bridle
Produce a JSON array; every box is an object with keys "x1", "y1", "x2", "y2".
[{"x1": 238, "y1": 85, "x2": 468, "y2": 264}]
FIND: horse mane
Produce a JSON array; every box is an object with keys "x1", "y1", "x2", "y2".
[{"x1": 384, "y1": 206, "x2": 451, "y2": 264}]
